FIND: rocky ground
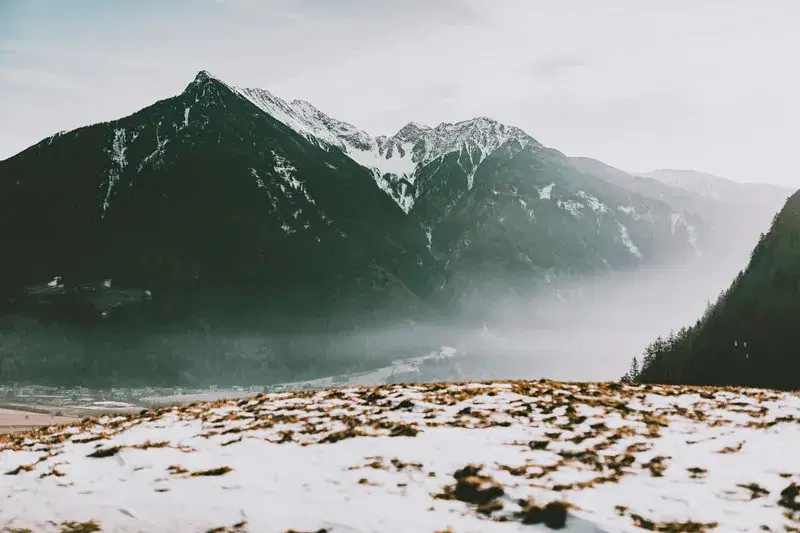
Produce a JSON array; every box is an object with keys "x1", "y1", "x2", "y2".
[{"x1": 0, "y1": 380, "x2": 798, "y2": 533}]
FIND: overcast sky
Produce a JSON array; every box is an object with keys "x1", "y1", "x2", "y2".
[{"x1": 1, "y1": 0, "x2": 798, "y2": 185}]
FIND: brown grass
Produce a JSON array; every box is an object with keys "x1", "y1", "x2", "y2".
[
  {"x1": 190, "y1": 466, "x2": 233, "y2": 477},
  {"x1": 58, "y1": 521, "x2": 101, "y2": 533}
]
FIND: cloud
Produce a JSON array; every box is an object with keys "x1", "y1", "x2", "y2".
[
  {"x1": 0, "y1": 39, "x2": 155, "y2": 72},
  {"x1": 214, "y1": 0, "x2": 480, "y2": 26},
  {"x1": 526, "y1": 55, "x2": 590, "y2": 81},
  {"x1": 0, "y1": 66, "x2": 89, "y2": 94},
  {"x1": 0, "y1": 0, "x2": 798, "y2": 184}
]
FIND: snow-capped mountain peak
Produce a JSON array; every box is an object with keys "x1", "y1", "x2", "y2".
[
  {"x1": 192, "y1": 69, "x2": 219, "y2": 84},
  {"x1": 394, "y1": 121, "x2": 432, "y2": 142},
  {"x1": 183, "y1": 71, "x2": 543, "y2": 213}
]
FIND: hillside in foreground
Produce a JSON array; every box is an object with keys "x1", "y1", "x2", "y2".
[{"x1": 1, "y1": 380, "x2": 798, "y2": 532}]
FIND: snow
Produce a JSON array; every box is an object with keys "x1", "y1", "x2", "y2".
[
  {"x1": 577, "y1": 191, "x2": 609, "y2": 213},
  {"x1": 616, "y1": 205, "x2": 656, "y2": 223},
  {"x1": 558, "y1": 199, "x2": 585, "y2": 218},
  {"x1": 2, "y1": 381, "x2": 798, "y2": 533},
  {"x1": 46, "y1": 130, "x2": 66, "y2": 145},
  {"x1": 183, "y1": 106, "x2": 190, "y2": 127},
  {"x1": 102, "y1": 278, "x2": 112, "y2": 289},
  {"x1": 615, "y1": 222, "x2": 643, "y2": 259},
  {"x1": 272, "y1": 151, "x2": 315, "y2": 206},
  {"x1": 225, "y1": 79, "x2": 536, "y2": 213},
  {"x1": 539, "y1": 183, "x2": 555, "y2": 200},
  {"x1": 250, "y1": 168, "x2": 266, "y2": 189},
  {"x1": 46, "y1": 276, "x2": 62, "y2": 289},
  {"x1": 101, "y1": 128, "x2": 128, "y2": 218},
  {"x1": 670, "y1": 212, "x2": 700, "y2": 251},
  {"x1": 138, "y1": 122, "x2": 168, "y2": 172}
]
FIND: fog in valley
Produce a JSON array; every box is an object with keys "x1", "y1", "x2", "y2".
[{"x1": 336, "y1": 247, "x2": 751, "y2": 386}]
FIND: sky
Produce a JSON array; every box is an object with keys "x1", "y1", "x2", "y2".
[{"x1": 1, "y1": 0, "x2": 798, "y2": 185}]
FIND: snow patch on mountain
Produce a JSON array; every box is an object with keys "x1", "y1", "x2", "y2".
[
  {"x1": 272, "y1": 151, "x2": 315, "y2": 207},
  {"x1": 201, "y1": 75, "x2": 538, "y2": 213},
  {"x1": 558, "y1": 199, "x2": 584, "y2": 218},
  {"x1": 138, "y1": 122, "x2": 168, "y2": 172},
  {"x1": 101, "y1": 128, "x2": 128, "y2": 218},
  {"x1": 577, "y1": 191, "x2": 608, "y2": 213},
  {"x1": 344, "y1": 117, "x2": 536, "y2": 213},
  {"x1": 670, "y1": 212, "x2": 699, "y2": 251},
  {"x1": 616, "y1": 221, "x2": 642, "y2": 258},
  {"x1": 46, "y1": 130, "x2": 67, "y2": 145},
  {"x1": 251, "y1": 168, "x2": 266, "y2": 189},
  {"x1": 425, "y1": 228, "x2": 433, "y2": 251},
  {"x1": 538, "y1": 183, "x2": 555, "y2": 200},
  {"x1": 616, "y1": 205, "x2": 656, "y2": 223}
]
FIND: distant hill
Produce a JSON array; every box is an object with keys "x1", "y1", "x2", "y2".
[
  {"x1": 641, "y1": 169, "x2": 792, "y2": 210},
  {"x1": 628, "y1": 189, "x2": 800, "y2": 390},
  {"x1": 570, "y1": 159, "x2": 793, "y2": 262}
]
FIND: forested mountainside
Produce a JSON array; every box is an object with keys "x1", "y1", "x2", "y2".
[
  {"x1": 626, "y1": 190, "x2": 800, "y2": 390},
  {"x1": 0, "y1": 70, "x2": 791, "y2": 386}
]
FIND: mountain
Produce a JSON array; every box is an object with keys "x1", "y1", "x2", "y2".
[
  {"x1": 629, "y1": 190, "x2": 800, "y2": 390},
  {"x1": 3, "y1": 380, "x2": 799, "y2": 532},
  {"x1": 570, "y1": 158, "x2": 793, "y2": 262},
  {"x1": 221, "y1": 83, "x2": 706, "y2": 296},
  {"x1": 240, "y1": 90, "x2": 709, "y2": 302},
  {"x1": 0, "y1": 71, "x2": 438, "y2": 321},
  {"x1": 0, "y1": 70, "x2": 781, "y2": 386},
  {"x1": 642, "y1": 169, "x2": 792, "y2": 210}
]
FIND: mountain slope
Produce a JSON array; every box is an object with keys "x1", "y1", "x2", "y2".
[
  {"x1": 421, "y1": 142, "x2": 707, "y2": 313},
  {"x1": 256, "y1": 102, "x2": 707, "y2": 307},
  {"x1": 569, "y1": 158, "x2": 792, "y2": 263},
  {"x1": 631, "y1": 190, "x2": 800, "y2": 389},
  {"x1": 222, "y1": 85, "x2": 705, "y2": 285},
  {"x1": 641, "y1": 169, "x2": 792, "y2": 210},
  {"x1": 2, "y1": 380, "x2": 799, "y2": 532},
  {"x1": 0, "y1": 71, "x2": 437, "y2": 316}
]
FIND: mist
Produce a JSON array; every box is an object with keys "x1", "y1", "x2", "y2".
[{"x1": 294, "y1": 243, "x2": 754, "y2": 386}]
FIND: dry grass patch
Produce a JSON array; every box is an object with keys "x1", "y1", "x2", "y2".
[
  {"x1": 629, "y1": 514, "x2": 719, "y2": 532},
  {"x1": 58, "y1": 521, "x2": 101, "y2": 533},
  {"x1": 4, "y1": 463, "x2": 34, "y2": 475},
  {"x1": 205, "y1": 520, "x2": 247, "y2": 532},
  {"x1": 86, "y1": 446, "x2": 122, "y2": 458},
  {"x1": 190, "y1": 466, "x2": 233, "y2": 477}
]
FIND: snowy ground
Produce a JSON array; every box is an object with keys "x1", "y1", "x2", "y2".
[{"x1": 1, "y1": 380, "x2": 798, "y2": 533}]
